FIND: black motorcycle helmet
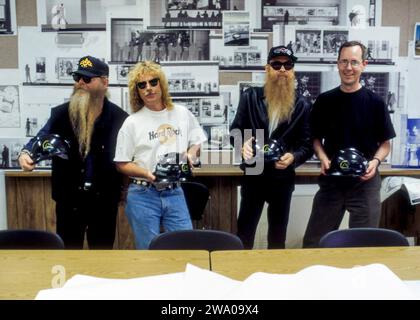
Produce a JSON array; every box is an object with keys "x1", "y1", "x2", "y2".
[
  {"x1": 327, "y1": 148, "x2": 368, "y2": 177},
  {"x1": 254, "y1": 138, "x2": 285, "y2": 162},
  {"x1": 30, "y1": 134, "x2": 70, "y2": 164},
  {"x1": 154, "y1": 152, "x2": 192, "y2": 183}
]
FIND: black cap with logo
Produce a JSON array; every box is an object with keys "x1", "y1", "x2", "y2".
[
  {"x1": 72, "y1": 56, "x2": 109, "y2": 78},
  {"x1": 267, "y1": 45, "x2": 298, "y2": 63}
]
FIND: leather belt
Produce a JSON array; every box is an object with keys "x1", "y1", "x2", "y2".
[{"x1": 129, "y1": 178, "x2": 180, "y2": 191}]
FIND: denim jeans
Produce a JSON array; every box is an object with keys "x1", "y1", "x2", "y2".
[{"x1": 125, "y1": 183, "x2": 192, "y2": 249}]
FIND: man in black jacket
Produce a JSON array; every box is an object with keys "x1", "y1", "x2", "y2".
[
  {"x1": 230, "y1": 46, "x2": 313, "y2": 249},
  {"x1": 18, "y1": 56, "x2": 128, "y2": 249}
]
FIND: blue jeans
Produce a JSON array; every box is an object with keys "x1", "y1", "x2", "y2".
[{"x1": 125, "y1": 184, "x2": 192, "y2": 249}]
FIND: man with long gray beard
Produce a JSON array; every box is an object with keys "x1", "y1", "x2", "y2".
[
  {"x1": 18, "y1": 56, "x2": 128, "y2": 249},
  {"x1": 230, "y1": 46, "x2": 313, "y2": 249}
]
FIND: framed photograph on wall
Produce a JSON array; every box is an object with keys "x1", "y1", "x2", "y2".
[
  {"x1": 0, "y1": 0, "x2": 16, "y2": 35},
  {"x1": 160, "y1": 61, "x2": 219, "y2": 97},
  {"x1": 56, "y1": 57, "x2": 79, "y2": 81},
  {"x1": 415, "y1": 22, "x2": 420, "y2": 58},
  {"x1": 0, "y1": 85, "x2": 20, "y2": 128},
  {"x1": 148, "y1": 0, "x2": 245, "y2": 30},
  {"x1": 210, "y1": 32, "x2": 268, "y2": 71},
  {"x1": 110, "y1": 18, "x2": 144, "y2": 63},
  {"x1": 223, "y1": 11, "x2": 250, "y2": 47}
]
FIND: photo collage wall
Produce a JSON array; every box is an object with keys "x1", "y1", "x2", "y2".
[{"x1": 0, "y1": 0, "x2": 412, "y2": 168}]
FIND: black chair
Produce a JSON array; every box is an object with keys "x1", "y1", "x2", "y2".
[
  {"x1": 181, "y1": 181, "x2": 210, "y2": 221},
  {"x1": 149, "y1": 229, "x2": 244, "y2": 251},
  {"x1": 0, "y1": 229, "x2": 65, "y2": 249},
  {"x1": 319, "y1": 227, "x2": 410, "y2": 248}
]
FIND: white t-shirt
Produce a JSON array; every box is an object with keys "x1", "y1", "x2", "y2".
[{"x1": 114, "y1": 103, "x2": 207, "y2": 173}]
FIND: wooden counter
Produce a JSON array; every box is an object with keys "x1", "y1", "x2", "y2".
[
  {"x1": 0, "y1": 250, "x2": 209, "y2": 299},
  {"x1": 4, "y1": 165, "x2": 420, "y2": 249}
]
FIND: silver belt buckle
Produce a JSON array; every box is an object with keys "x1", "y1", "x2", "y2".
[{"x1": 153, "y1": 182, "x2": 169, "y2": 191}]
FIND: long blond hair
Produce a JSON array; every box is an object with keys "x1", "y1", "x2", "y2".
[{"x1": 127, "y1": 61, "x2": 174, "y2": 113}]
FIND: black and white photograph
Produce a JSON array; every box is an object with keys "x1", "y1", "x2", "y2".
[
  {"x1": 148, "y1": 0, "x2": 245, "y2": 30},
  {"x1": 37, "y1": 0, "x2": 137, "y2": 31},
  {"x1": 281, "y1": 25, "x2": 397, "y2": 63},
  {"x1": 223, "y1": 11, "x2": 249, "y2": 46},
  {"x1": 24, "y1": 117, "x2": 38, "y2": 137},
  {"x1": 0, "y1": 85, "x2": 19, "y2": 128},
  {"x1": 111, "y1": 28, "x2": 210, "y2": 63},
  {"x1": 198, "y1": 97, "x2": 225, "y2": 124},
  {"x1": 294, "y1": 29, "x2": 322, "y2": 56},
  {"x1": 173, "y1": 98, "x2": 201, "y2": 117},
  {"x1": 110, "y1": 18, "x2": 144, "y2": 63},
  {"x1": 210, "y1": 33, "x2": 268, "y2": 70},
  {"x1": 56, "y1": 57, "x2": 79, "y2": 81},
  {"x1": 0, "y1": 142, "x2": 10, "y2": 168},
  {"x1": 0, "y1": 138, "x2": 28, "y2": 168},
  {"x1": 116, "y1": 65, "x2": 132, "y2": 82},
  {"x1": 0, "y1": 0, "x2": 16, "y2": 35},
  {"x1": 260, "y1": 0, "x2": 380, "y2": 31},
  {"x1": 35, "y1": 57, "x2": 47, "y2": 82},
  {"x1": 323, "y1": 30, "x2": 348, "y2": 56},
  {"x1": 219, "y1": 84, "x2": 239, "y2": 126},
  {"x1": 161, "y1": 61, "x2": 219, "y2": 96}
]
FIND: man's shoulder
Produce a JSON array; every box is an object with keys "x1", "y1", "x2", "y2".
[
  {"x1": 317, "y1": 86, "x2": 340, "y2": 99},
  {"x1": 361, "y1": 87, "x2": 385, "y2": 104},
  {"x1": 50, "y1": 102, "x2": 70, "y2": 116}
]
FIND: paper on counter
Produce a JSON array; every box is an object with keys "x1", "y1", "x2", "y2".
[
  {"x1": 35, "y1": 264, "x2": 239, "y2": 300},
  {"x1": 36, "y1": 263, "x2": 416, "y2": 300},
  {"x1": 227, "y1": 264, "x2": 414, "y2": 300}
]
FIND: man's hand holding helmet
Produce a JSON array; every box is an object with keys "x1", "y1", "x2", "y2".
[
  {"x1": 18, "y1": 151, "x2": 35, "y2": 172},
  {"x1": 274, "y1": 152, "x2": 295, "y2": 170},
  {"x1": 360, "y1": 157, "x2": 381, "y2": 181},
  {"x1": 241, "y1": 137, "x2": 254, "y2": 161}
]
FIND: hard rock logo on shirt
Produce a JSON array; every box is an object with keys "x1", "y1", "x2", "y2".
[{"x1": 149, "y1": 124, "x2": 182, "y2": 145}]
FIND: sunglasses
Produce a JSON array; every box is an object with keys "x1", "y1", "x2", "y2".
[
  {"x1": 72, "y1": 74, "x2": 100, "y2": 84},
  {"x1": 137, "y1": 78, "x2": 159, "y2": 90},
  {"x1": 269, "y1": 61, "x2": 294, "y2": 71}
]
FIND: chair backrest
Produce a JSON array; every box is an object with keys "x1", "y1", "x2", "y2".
[
  {"x1": 149, "y1": 229, "x2": 244, "y2": 251},
  {"x1": 0, "y1": 229, "x2": 65, "y2": 249},
  {"x1": 181, "y1": 182, "x2": 210, "y2": 221},
  {"x1": 319, "y1": 228, "x2": 409, "y2": 248}
]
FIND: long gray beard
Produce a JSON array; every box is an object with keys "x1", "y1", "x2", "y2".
[{"x1": 68, "y1": 89, "x2": 98, "y2": 158}]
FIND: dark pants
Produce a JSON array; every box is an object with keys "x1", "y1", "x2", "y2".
[
  {"x1": 237, "y1": 175, "x2": 295, "y2": 249},
  {"x1": 55, "y1": 191, "x2": 119, "y2": 249},
  {"x1": 302, "y1": 172, "x2": 381, "y2": 248}
]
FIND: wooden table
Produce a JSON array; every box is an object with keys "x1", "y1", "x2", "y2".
[
  {"x1": 211, "y1": 247, "x2": 420, "y2": 281},
  {"x1": 0, "y1": 250, "x2": 210, "y2": 300}
]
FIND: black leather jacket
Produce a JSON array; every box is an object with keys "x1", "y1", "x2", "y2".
[{"x1": 230, "y1": 86, "x2": 313, "y2": 178}]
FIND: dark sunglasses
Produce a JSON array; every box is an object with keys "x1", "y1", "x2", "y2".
[
  {"x1": 72, "y1": 74, "x2": 99, "y2": 84},
  {"x1": 269, "y1": 61, "x2": 294, "y2": 71},
  {"x1": 137, "y1": 78, "x2": 159, "y2": 90}
]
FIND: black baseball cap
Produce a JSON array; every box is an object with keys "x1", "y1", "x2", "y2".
[
  {"x1": 72, "y1": 56, "x2": 109, "y2": 78},
  {"x1": 267, "y1": 45, "x2": 298, "y2": 63}
]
